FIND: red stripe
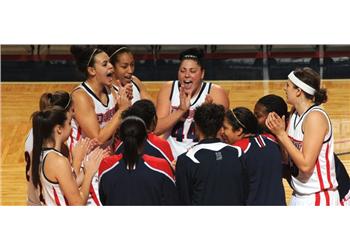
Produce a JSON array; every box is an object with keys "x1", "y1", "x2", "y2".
[
  {"x1": 324, "y1": 190, "x2": 330, "y2": 206},
  {"x1": 315, "y1": 192, "x2": 320, "y2": 206},
  {"x1": 64, "y1": 196, "x2": 69, "y2": 205},
  {"x1": 256, "y1": 135, "x2": 265, "y2": 148},
  {"x1": 77, "y1": 127, "x2": 81, "y2": 140},
  {"x1": 89, "y1": 184, "x2": 101, "y2": 206},
  {"x1": 325, "y1": 144, "x2": 333, "y2": 189},
  {"x1": 52, "y1": 187, "x2": 61, "y2": 206},
  {"x1": 5, "y1": 50, "x2": 350, "y2": 62},
  {"x1": 316, "y1": 159, "x2": 325, "y2": 191}
]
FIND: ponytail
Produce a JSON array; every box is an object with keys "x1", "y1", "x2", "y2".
[
  {"x1": 32, "y1": 111, "x2": 45, "y2": 189},
  {"x1": 31, "y1": 107, "x2": 67, "y2": 189},
  {"x1": 38, "y1": 91, "x2": 71, "y2": 111},
  {"x1": 314, "y1": 88, "x2": 328, "y2": 105},
  {"x1": 119, "y1": 117, "x2": 147, "y2": 170}
]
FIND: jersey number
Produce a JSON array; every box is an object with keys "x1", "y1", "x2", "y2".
[{"x1": 171, "y1": 121, "x2": 197, "y2": 142}]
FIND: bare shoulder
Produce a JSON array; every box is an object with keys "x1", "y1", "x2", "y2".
[
  {"x1": 156, "y1": 81, "x2": 173, "y2": 112},
  {"x1": 72, "y1": 88, "x2": 93, "y2": 107},
  {"x1": 210, "y1": 83, "x2": 226, "y2": 93},
  {"x1": 209, "y1": 83, "x2": 229, "y2": 109},
  {"x1": 305, "y1": 109, "x2": 329, "y2": 125},
  {"x1": 45, "y1": 152, "x2": 70, "y2": 173},
  {"x1": 131, "y1": 75, "x2": 142, "y2": 85},
  {"x1": 158, "y1": 81, "x2": 174, "y2": 96}
]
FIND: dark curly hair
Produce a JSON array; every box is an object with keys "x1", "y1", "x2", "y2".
[{"x1": 194, "y1": 103, "x2": 225, "y2": 138}]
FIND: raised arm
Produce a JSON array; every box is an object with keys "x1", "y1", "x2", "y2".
[
  {"x1": 266, "y1": 111, "x2": 328, "y2": 177},
  {"x1": 72, "y1": 88, "x2": 130, "y2": 145},
  {"x1": 154, "y1": 81, "x2": 190, "y2": 135},
  {"x1": 48, "y1": 148, "x2": 104, "y2": 205}
]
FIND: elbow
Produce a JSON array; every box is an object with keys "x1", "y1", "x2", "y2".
[{"x1": 298, "y1": 165, "x2": 314, "y2": 179}]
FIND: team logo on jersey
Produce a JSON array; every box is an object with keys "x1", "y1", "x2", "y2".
[{"x1": 96, "y1": 109, "x2": 116, "y2": 124}]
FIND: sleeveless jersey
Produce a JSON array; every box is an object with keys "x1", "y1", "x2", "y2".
[
  {"x1": 24, "y1": 129, "x2": 42, "y2": 206},
  {"x1": 68, "y1": 81, "x2": 117, "y2": 206},
  {"x1": 113, "y1": 78, "x2": 141, "y2": 104},
  {"x1": 167, "y1": 80, "x2": 212, "y2": 158},
  {"x1": 287, "y1": 105, "x2": 338, "y2": 197},
  {"x1": 40, "y1": 149, "x2": 68, "y2": 206}
]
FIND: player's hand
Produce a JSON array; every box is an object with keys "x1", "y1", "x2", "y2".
[{"x1": 265, "y1": 112, "x2": 286, "y2": 137}]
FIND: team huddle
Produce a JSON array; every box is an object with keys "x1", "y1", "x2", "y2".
[{"x1": 24, "y1": 46, "x2": 350, "y2": 206}]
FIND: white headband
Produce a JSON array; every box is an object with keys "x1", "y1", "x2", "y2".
[
  {"x1": 121, "y1": 116, "x2": 146, "y2": 128},
  {"x1": 109, "y1": 47, "x2": 128, "y2": 59},
  {"x1": 87, "y1": 48, "x2": 98, "y2": 67},
  {"x1": 288, "y1": 71, "x2": 316, "y2": 95}
]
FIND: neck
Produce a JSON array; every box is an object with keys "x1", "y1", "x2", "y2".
[
  {"x1": 294, "y1": 99, "x2": 314, "y2": 116},
  {"x1": 86, "y1": 78, "x2": 104, "y2": 95},
  {"x1": 42, "y1": 139, "x2": 61, "y2": 152}
]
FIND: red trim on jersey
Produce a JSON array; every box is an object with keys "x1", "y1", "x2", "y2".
[
  {"x1": 315, "y1": 192, "x2": 320, "y2": 206},
  {"x1": 262, "y1": 133, "x2": 278, "y2": 143},
  {"x1": 113, "y1": 138, "x2": 122, "y2": 152},
  {"x1": 316, "y1": 159, "x2": 325, "y2": 191},
  {"x1": 288, "y1": 135, "x2": 303, "y2": 143},
  {"x1": 98, "y1": 154, "x2": 123, "y2": 177},
  {"x1": 89, "y1": 184, "x2": 101, "y2": 206},
  {"x1": 255, "y1": 135, "x2": 266, "y2": 148},
  {"x1": 148, "y1": 133, "x2": 175, "y2": 163},
  {"x1": 64, "y1": 196, "x2": 69, "y2": 205},
  {"x1": 143, "y1": 154, "x2": 175, "y2": 181},
  {"x1": 53, "y1": 187, "x2": 61, "y2": 206},
  {"x1": 77, "y1": 126, "x2": 81, "y2": 141},
  {"x1": 324, "y1": 190, "x2": 330, "y2": 206},
  {"x1": 234, "y1": 138, "x2": 250, "y2": 153},
  {"x1": 325, "y1": 144, "x2": 333, "y2": 189}
]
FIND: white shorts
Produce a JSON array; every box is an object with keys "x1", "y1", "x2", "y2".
[{"x1": 290, "y1": 189, "x2": 340, "y2": 206}]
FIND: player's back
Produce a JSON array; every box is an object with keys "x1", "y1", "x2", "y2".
[
  {"x1": 176, "y1": 138, "x2": 246, "y2": 205},
  {"x1": 235, "y1": 134, "x2": 286, "y2": 205},
  {"x1": 98, "y1": 154, "x2": 178, "y2": 205}
]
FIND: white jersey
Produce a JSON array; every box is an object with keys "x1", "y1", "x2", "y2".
[
  {"x1": 167, "y1": 80, "x2": 212, "y2": 158},
  {"x1": 113, "y1": 78, "x2": 141, "y2": 104},
  {"x1": 24, "y1": 129, "x2": 42, "y2": 206},
  {"x1": 68, "y1": 82, "x2": 117, "y2": 206},
  {"x1": 287, "y1": 105, "x2": 338, "y2": 203},
  {"x1": 40, "y1": 149, "x2": 68, "y2": 206}
]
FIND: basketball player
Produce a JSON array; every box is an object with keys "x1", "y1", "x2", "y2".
[
  {"x1": 25, "y1": 91, "x2": 73, "y2": 206},
  {"x1": 115, "y1": 99, "x2": 174, "y2": 169},
  {"x1": 99, "y1": 116, "x2": 178, "y2": 205},
  {"x1": 31, "y1": 107, "x2": 106, "y2": 205},
  {"x1": 222, "y1": 107, "x2": 286, "y2": 205},
  {"x1": 69, "y1": 45, "x2": 131, "y2": 206},
  {"x1": 175, "y1": 103, "x2": 246, "y2": 205},
  {"x1": 101, "y1": 45, "x2": 153, "y2": 104},
  {"x1": 256, "y1": 94, "x2": 349, "y2": 202},
  {"x1": 266, "y1": 67, "x2": 340, "y2": 205},
  {"x1": 155, "y1": 48, "x2": 229, "y2": 158}
]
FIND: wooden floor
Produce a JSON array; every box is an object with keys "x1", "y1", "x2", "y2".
[{"x1": 1, "y1": 80, "x2": 349, "y2": 205}]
